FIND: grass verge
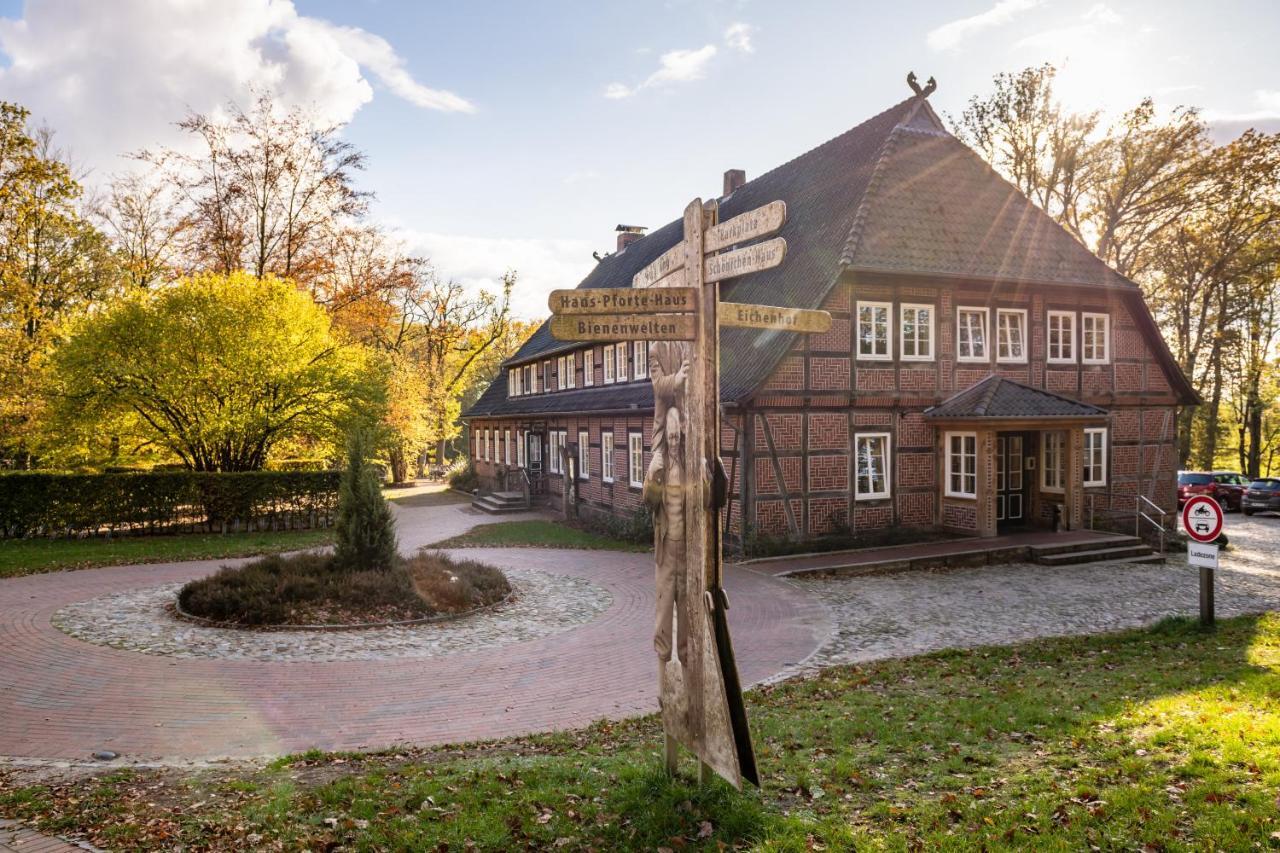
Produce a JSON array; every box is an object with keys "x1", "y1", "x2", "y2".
[
  {"x1": 0, "y1": 529, "x2": 332, "y2": 579},
  {"x1": 4, "y1": 614, "x2": 1280, "y2": 849},
  {"x1": 432, "y1": 519, "x2": 648, "y2": 552}
]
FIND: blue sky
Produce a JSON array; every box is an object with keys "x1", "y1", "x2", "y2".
[{"x1": 1, "y1": 0, "x2": 1277, "y2": 317}]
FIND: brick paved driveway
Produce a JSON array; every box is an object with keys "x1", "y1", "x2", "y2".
[{"x1": 0, "y1": 525, "x2": 827, "y2": 761}]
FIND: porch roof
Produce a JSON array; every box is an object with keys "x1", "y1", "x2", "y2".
[{"x1": 923, "y1": 375, "x2": 1108, "y2": 422}]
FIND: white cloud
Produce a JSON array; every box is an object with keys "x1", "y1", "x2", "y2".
[
  {"x1": 1012, "y1": 3, "x2": 1125, "y2": 52},
  {"x1": 605, "y1": 22, "x2": 763, "y2": 101},
  {"x1": 1257, "y1": 90, "x2": 1280, "y2": 113},
  {"x1": 927, "y1": 0, "x2": 1043, "y2": 52},
  {"x1": 1204, "y1": 90, "x2": 1280, "y2": 123},
  {"x1": 724, "y1": 22, "x2": 756, "y2": 53},
  {"x1": 1083, "y1": 3, "x2": 1123, "y2": 24},
  {"x1": 392, "y1": 229, "x2": 597, "y2": 320},
  {"x1": 0, "y1": 0, "x2": 473, "y2": 176}
]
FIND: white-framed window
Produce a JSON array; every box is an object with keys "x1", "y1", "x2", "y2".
[
  {"x1": 543, "y1": 360, "x2": 552, "y2": 391},
  {"x1": 1042, "y1": 431, "x2": 1066, "y2": 492},
  {"x1": 900, "y1": 304, "x2": 934, "y2": 361},
  {"x1": 583, "y1": 349, "x2": 594, "y2": 386},
  {"x1": 603, "y1": 346, "x2": 615, "y2": 383},
  {"x1": 1047, "y1": 311, "x2": 1076, "y2": 363},
  {"x1": 628, "y1": 432, "x2": 644, "y2": 488},
  {"x1": 548, "y1": 430, "x2": 562, "y2": 474},
  {"x1": 1082, "y1": 313, "x2": 1110, "y2": 364},
  {"x1": 854, "y1": 433, "x2": 891, "y2": 500},
  {"x1": 945, "y1": 432, "x2": 977, "y2": 498},
  {"x1": 996, "y1": 308, "x2": 1027, "y2": 363},
  {"x1": 578, "y1": 430, "x2": 590, "y2": 480},
  {"x1": 524, "y1": 365, "x2": 533, "y2": 394},
  {"x1": 856, "y1": 301, "x2": 892, "y2": 360},
  {"x1": 956, "y1": 307, "x2": 989, "y2": 362},
  {"x1": 601, "y1": 431, "x2": 614, "y2": 483},
  {"x1": 507, "y1": 370, "x2": 515, "y2": 396},
  {"x1": 1084, "y1": 427, "x2": 1107, "y2": 486},
  {"x1": 615, "y1": 342, "x2": 628, "y2": 382},
  {"x1": 566, "y1": 353, "x2": 576, "y2": 388},
  {"x1": 633, "y1": 341, "x2": 649, "y2": 378},
  {"x1": 483, "y1": 428, "x2": 491, "y2": 462},
  {"x1": 504, "y1": 428, "x2": 511, "y2": 464},
  {"x1": 517, "y1": 430, "x2": 525, "y2": 468}
]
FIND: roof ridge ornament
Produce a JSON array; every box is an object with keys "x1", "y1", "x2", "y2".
[{"x1": 906, "y1": 71, "x2": 936, "y2": 98}]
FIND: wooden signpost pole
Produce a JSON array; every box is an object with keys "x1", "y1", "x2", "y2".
[{"x1": 549, "y1": 193, "x2": 827, "y2": 790}]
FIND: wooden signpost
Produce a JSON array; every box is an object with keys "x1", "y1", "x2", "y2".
[{"x1": 549, "y1": 195, "x2": 830, "y2": 790}]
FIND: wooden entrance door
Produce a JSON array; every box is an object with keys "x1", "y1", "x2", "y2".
[
  {"x1": 996, "y1": 433, "x2": 1027, "y2": 529},
  {"x1": 527, "y1": 432, "x2": 545, "y2": 495}
]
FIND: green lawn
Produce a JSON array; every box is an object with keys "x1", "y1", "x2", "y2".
[
  {"x1": 5, "y1": 615, "x2": 1280, "y2": 850},
  {"x1": 0, "y1": 529, "x2": 332, "y2": 578},
  {"x1": 431, "y1": 519, "x2": 648, "y2": 552}
]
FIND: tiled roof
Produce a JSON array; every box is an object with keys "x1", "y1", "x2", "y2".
[
  {"x1": 466, "y1": 379, "x2": 653, "y2": 420},
  {"x1": 465, "y1": 93, "x2": 1194, "y2": 420},
  {"x1": 841, "y1": 124, "x2": 1133, "y2": 288},
  {"x1": 923, "y1": 375, "x2": 1109, "y2": 420}
]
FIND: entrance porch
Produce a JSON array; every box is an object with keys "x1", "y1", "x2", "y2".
[{"x1": 924, "y1": 376, "x2": 1110, "y2": 539}]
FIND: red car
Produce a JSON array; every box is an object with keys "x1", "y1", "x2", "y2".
[{"x1": 1178, "y1": 471, "x2": 1247, "y2": 511}]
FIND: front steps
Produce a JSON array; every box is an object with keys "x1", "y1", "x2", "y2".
[
  {"x1": 472, "y1": 490, "x2": 530, "y2": 515},
  {"x1": 1031, "y1": 535, "x2": 1164, "y2": 566}
]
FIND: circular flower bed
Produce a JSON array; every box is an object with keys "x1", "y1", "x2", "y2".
[{"x1": 177, "y1": 550, "x2": 511, "y2": 629}]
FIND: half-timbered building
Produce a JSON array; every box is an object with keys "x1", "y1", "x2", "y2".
[{"x1": 462, "y1": 88, "x2": 1196, "y2": 545}]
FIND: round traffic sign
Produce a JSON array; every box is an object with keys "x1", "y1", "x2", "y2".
[{"x1": 1182, "y1": 495, "x2": 1224, "y2": 543}]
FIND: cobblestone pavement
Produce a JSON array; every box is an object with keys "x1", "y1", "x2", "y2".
[
  {"x1": 0, "y1": 508, "x2": 826, "y2": 760},
  {"x1": 52, "y1": 570, "x2": 611, "y2": 662},
  {"x1": 796, "y1": 513, "x2": 1280, "y2": 669}
]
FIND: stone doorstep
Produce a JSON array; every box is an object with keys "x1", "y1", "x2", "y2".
[{"x1": 776, "y1": 544, "x2": 1033, "y2": 578}]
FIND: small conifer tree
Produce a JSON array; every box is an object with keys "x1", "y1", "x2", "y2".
[{"x1": 333, "y1": 430, "x2": 398, "y2": 572}]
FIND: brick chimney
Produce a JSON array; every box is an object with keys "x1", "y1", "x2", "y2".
[
  {"x1": 615, "y1": 224, "x2": 646, "y2": 252},
  {"x1": 723, "y1": 168, "x2": 746, "y2": 197}
]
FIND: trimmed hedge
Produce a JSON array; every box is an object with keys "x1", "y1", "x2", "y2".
[{"x1": 0, "y1": 471, "x2": 341, "y2": 539}]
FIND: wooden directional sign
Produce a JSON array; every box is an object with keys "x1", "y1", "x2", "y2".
[
  {"x1": 633, "y1": 242, "x2": 686, "y2": 289},
  {"x1": 549, "y1": 287, "x2": 696, "y2": 315},
  {"x1": 549, "y1": 313, "x2": 696, "y2": 341},
  {"x1": 704, "y1": 200, "x2": 785, "y2": 253},
  {"x1": 703, "y1": 237, "x2": 787, "y2": 284},
  {"x1": 719, "y1": 301, "x2": 831, "y2": 333}
]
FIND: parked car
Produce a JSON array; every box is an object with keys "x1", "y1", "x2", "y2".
[
  {"x1": 1243, "y1": 478, "x2": 1280, "y2": 516},
  {"x1": 1177, "y1": 471, "x2": 1248, "y2": 511}
]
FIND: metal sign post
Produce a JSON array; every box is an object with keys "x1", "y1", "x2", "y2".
[
  {"x1": 1182, "y1": 496, "x2": 1223, "y2": 627},
  {"x1": 550, "y1": 196, "x2": 830, "y2": 790}
]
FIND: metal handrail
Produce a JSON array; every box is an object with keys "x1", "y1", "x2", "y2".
[{"x1": 1136, "y1": 495, "x2": 1173, "y2": 554}]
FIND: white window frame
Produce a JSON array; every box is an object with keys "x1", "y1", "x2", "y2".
[
  {"x1": 548, "y1": 431, "x2": 561, "y2": 475},
  {"x1": 1081, "y1": 313, "x2": 1110, "y2": 364},
  {"x1": 956, "y1": 307, "x2": 990, "y2": 363},
  {"x1": 517, "y1": 430, "x2": 525, "y2": 468},
  {"x1": 566, "y1": 353, "x2": 576, "y2": 389},
  {"x1": 628, "y1": 431, "x2": 644, "y2": 488},
  {"x1": 855, "y1": 301, "x2": 892, "y2": 361},
  {"x1": 507, "y1": 370, "x2": 515, "y2": 396},
  {"x1": 601, "y1": 431, "x2": 614, "y2": 483},
  {"x1": 1041, "y1": 431, "x2": 1066, "y2": 493},
  {"x1": 853, "y1": 432, "x2": 891, "y2": 500},
  {"x1": 603, "y1": 346, "x2": 615, "y2": 384},
  {"x1": 1047, "y1": 311, "x2": 1076, "y2": 364},
  {"x1": 996, "y1": 308, "x2": 1028, "y2": 364},
  {"x1": 483, "y1": 428, "x2": 491, "y2": 462},
  {"x1": 615, "y1": 342, "x2": 628, "y2": 382},
  {"x1": 583, "y1": 348, "x2": 594, "y2": 386},
  {"x1": 1084, "y1": 427, "x2": 1107, "y2": 487},
  {"x1": 633, "y1": 341, "x2": 649, "y2": 378},
  {"x1": 900, "y1": 303, "x2": 934, "y2": 361},
  {"x1": 945, "y1": 432, "x2": 978, "y2": 499},
  {"x1": 578, "y1": 430, "x2": 590, "y2": 481},
  {"x1": 524, "y1": 365, "x2": 533, "y2": 394},
  {"x1": 504, "y1": 428, "x2": 511, "y2": 465}
]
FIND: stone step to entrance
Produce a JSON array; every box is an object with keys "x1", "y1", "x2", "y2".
[
  {"x1": 1029, "y1": 534, "x2": 1143, "y2": 557},
  {"x1": 1035, "y1": 543, "x2": 1159, "y2": 566},
  {"x1": 472, "y1": 490, "x2": 530, "y2": 514}
]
